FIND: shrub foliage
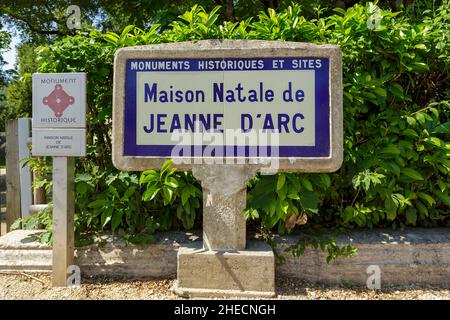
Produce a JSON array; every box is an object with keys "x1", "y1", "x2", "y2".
[{"x1": 16, "y1": 2, "x2": 450, "y2": 245}]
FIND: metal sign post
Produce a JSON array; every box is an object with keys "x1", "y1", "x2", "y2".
[
  {"x1": 32, "y1": 73, "x2": 86, "y2": 287},
  {"x1": 52, "y1": 156, "x2": 75, "y2": 286}
]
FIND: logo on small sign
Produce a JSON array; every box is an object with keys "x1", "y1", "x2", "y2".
[{"x1": 43, "y1": 84, "x2": 75, "y2": 117}]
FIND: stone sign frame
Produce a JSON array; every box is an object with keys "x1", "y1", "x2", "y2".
[{"x1": 113, "y1": 40, "x2": 342, "y2": 173}]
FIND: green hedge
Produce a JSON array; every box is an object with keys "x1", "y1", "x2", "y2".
[{"x1": 20, "y1": 2, "x2": 449, "y2": 245}]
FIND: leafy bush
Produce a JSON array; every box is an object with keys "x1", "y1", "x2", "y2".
[
  {"x1": 17, "y1": 2, "x2": 449, "y2": 248},
  {"x1": 73, "y1": 160, "x2": 202, "y2": 244},
  {"x1": 140, "y1": 160, "x2": 202, "y2": 231},
  {"x1": 11, "y1": 204, "x2": 53, "y2": 244}
]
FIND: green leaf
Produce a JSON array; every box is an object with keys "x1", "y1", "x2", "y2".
[
  {"x1": 401, "y1": 168, "x2": 424, "y2": 181},
  {"x1": 416, "y1": 200, "x2": 428, "y2": 218},
  {"x1": 105, "y1": 174, "x2": 117, "y2": 185},
  {"x1": 300, "y1": 177, "x2": 313, "y2": 191},
  {"x1": 276, "y1": 174, "x2": 286, "y2": 191},
  {"x1": 417, "y1": 192, "x2": 436, "y2": 206},
  {"x1": 101, "y1": 207, "x2": 113, "y2": 228},
  {"x1": 406, "y1": 207, "x2": 417, "y2": 225},
  {"x1": 122, "y1": 186, "x2": 136, "y2": 201},
  {"x1": 163, "y1": 186, "x2": 174, "y2": 204},
  {"x1": 299, "y1": 191, "x2": 320, "y2": 214},
  {"x1": 379, "y1": 145, "x2": 401, "y2": 156},
  {"x1": 415, "y1": 112, "x2": 426, "y2": 125},
  {"x1": 433, "y1": 121, "x2": 450, "y2": 134},
  {"x1": 424, "y1": 137, "x2": 443, "y2": 148},
  {"x1": 111, "y1": 210, "x2": 124, "y2": 231},
  {"x1": 373, "y1": 87, "x2": 387, "y2": 97},
  {"x1": 108, "y1": 185, "x2": 120, "y2": 199},
  {"x1": 318, "y1": 174, "x2": 331, "y2": 190},
  {"x1": 140, "y1": 170, "x2": 157, "y2": 185},
  {"x1": 286, "y1": 174, "x2": 301, "y2": 191},
  {"x1": 10, "y1": 219, "x2": 22, "y2": 230},
  {"x1": 75, "y1": 173, "x2": 92, "y2": 182},
  {"x1": 406, "y1": 116, "x2": 417, "y2": 126},
  {"x1": 383, "y1": 161, "x2": 400, "y2": 176},
  {"x1": 177, "y1": 205, "x2": 195, "y2": 230},
  {"x1": 160, "y1": 159, "x2": 173, "y2": 176},
  {"x1": 385, "y1": 194, "x2": 398, "y2": 220},
  {"x1": 183, "y1": 200, "x2": 191, "y2": 215},
  {"x1": 434, "y1": 191, "x2": 450, "y2": 206},
  {"x1": 88, "y1": 199, "x2": 109, "y2": 208},
  {"x1": 165, "y1": 177, "x2": 179, "y2": 188},
  {"x1": 103, "y1": 33, "x2": 119, "y2": 45},
  {"x1": 120, "y1": 25, "x2": 134, "y2": 38},
  {"x1": 389, "y1": 83, "x2": 404, "y2": 99},
  {"x1": 411, "y1": 62, "x2": 429, "y2": 73},
  {"x1": 181, "y1": 186, "x2": 191, "y2": 206},
  {"x1": 277, "y1": 183, "x2": 288, "y2": 201},
  {"x1": 414, "y1": 44, "x2": 427, "y2": 50},
  {"x1": 142, "y1": 186, "x2": 160, "y2": 201},
  {"x1": 287, "y1": 193, "x2": 300, "y2": 200},
  {"x1": 401, "y1": 129, "x2": 418, "y2": 139},
  {"x1": 244, "y1": 208, "x2": 259, "y2": 220},
  {"x1": 437, "y1": 180, "x2": 447, "y2": 192}
]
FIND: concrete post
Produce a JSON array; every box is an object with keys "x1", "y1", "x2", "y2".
[
  {"x1": 192, "y1": 165, "x2": 258, "y2": 251},
  {"x1": 52, "y1": 156, "x2": 75, "y2": 287},
  {"x1": 33, "y1": 171, "x2": 47, "y2": 204},
  {"x1": 17, "y1": 118, "x2": 32, "y2": 219},
  {"x1": 6, "y1": 120, "x2": 20, "y2": 232},
  {"x1": 5, "y1": 119, "x2": 32, "y2": 231},
  {"x1": 174, "y1": 165, "x2": 276, "y2": 298}
]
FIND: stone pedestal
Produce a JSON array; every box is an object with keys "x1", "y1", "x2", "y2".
[
  {"x1": 173, "y1": 165, "x2": 276, "y2": 298},
  {"x1": 174, "y1": 241, "x2": 275, "y2": 298}
]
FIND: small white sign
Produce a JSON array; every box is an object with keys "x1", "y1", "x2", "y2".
[
  {"x1": 32, "y1": 129, "x2": 86, "y2": 157},
  {"x1": 32, "y1": 73, "x2": 86, "y2": 129}
]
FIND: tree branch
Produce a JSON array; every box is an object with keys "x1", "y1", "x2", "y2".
[
  {"x1": 2, "y1": 9, "x2": 66, "y2": 36},
  {"x1": 260, "y1": 0, "x2": 279, "y2": 10},
  {"x1": 224, "y1": 0, "x2": 234, "y2": 21}
]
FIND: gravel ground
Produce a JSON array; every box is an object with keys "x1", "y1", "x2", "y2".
[{"x1": 1, "y1": 273, "x2": 449, "y2": 300}]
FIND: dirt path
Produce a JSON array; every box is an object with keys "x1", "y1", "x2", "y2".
[{"x1": 1, "y1": 273, "x2": 449, "y2": 300}]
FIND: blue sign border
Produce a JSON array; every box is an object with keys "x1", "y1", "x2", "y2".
[{"x1": 123, "y1": 57, "x2": 330, "y2": 158}]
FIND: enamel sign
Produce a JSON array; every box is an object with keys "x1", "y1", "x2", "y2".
[
  {"x1": 32, "y1": 73, "x2": 86, "y2": 156},
  {"x1": 113, "y1": 41, "x2": 343, "y2": 172}
]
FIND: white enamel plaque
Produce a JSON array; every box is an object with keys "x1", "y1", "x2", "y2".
[
  {"x1": 32, "y1": 129, "x2": 86, "y2": 157},
  {"x1": 32, "y1": 73, "x2": 86, "y2": 156}
]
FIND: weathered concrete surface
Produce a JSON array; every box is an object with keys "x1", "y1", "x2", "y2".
[
  {"x1": 0, "y1": 230, "x2": 51, "y2": 272},
  {"x1": 0, "y1": 230, "x2": 194, "y2": 277},
  {"x1": 0, "y1": 169, "x2": 6, "y2": 237},
  {"x1": 192, "y1": 165, "x2": 257, "y2": 250},
  {"x1": 76, "y1": 233, "x2": 183, "y2": 278},
  {"x1": 0, "y1": 230, "x2": 50, "y2": 249},
  {"x1": 0, "y1": 219, "x2": 5, "y2": 237},
  {"x1": 189, "y1": 165, "x2": 274, "y2": 297},
  {"x1": 1, "y1": 228, "x2": 450, "y2": 286},
  {"x1": 174, "y1": 241, "x2": 275, "y2": 298},
  {"x1": 29, "y1": 204, "x2": 49, "y2": 215},
  {"x1": 276, "y1": 229, "x2": 450, "y2": 286}
]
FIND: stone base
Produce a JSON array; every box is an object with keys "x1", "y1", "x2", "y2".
[
  {"x1": 173, "y1": 241, "x2": 276, "y2": 298},
  {"x1": 172, "y1": 283, "x2": 276, "y2": 298}
]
